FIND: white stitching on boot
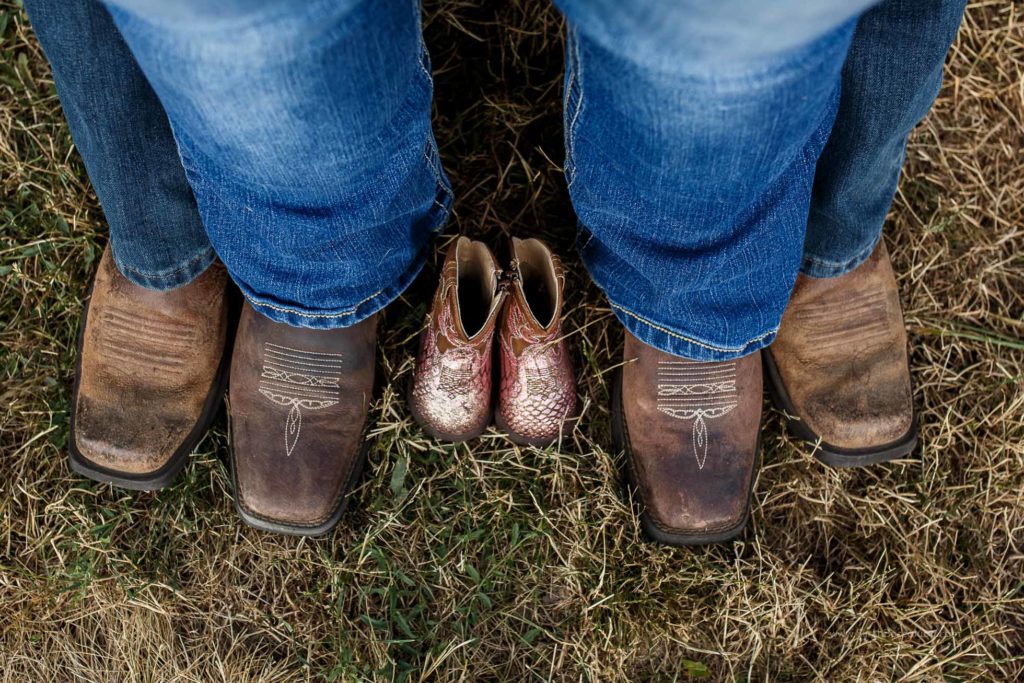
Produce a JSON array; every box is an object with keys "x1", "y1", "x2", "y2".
[
  {"x1": 656, "y1": 360, "x2": 739, "y2": 470},
  {"x1": 258, "y1": 343, "x2": 343, "y2": 457}
]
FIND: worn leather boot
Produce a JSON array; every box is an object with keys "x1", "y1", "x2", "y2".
[
  {"x1": 495, "y1": 238, "x2": 577, "y2": 446},
  {"x1": 409, "y1": 237, "x2": 505, "y2": 442},
  {"x1": 70, "y1": 246, "x2": 230, "y2": 490},
  {"x1": 228, "y1": 303, "x2": 376, "y2": 535},
  {"x1": 613, "y1": 332, "x2": 762, "y2": 545},
  {"x1": 765, "y1": 241, "x2": 916, "y2": 467}
]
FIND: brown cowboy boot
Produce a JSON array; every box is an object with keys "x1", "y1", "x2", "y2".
[
  {"x1": 495, "y1": 238, "x2": 577, "y2": 446},
  {"x1": 70, "y1": 245, "x2": 230, "y2": 490},
  {"x1": 409, "y1": 237, "x2": 505, "y2": 442},
  {"x1": 613, "y1": 332, "x2": 762, "y2": 545},
  {"x1": 765, "y1": 241, "x2": 916, "y2": 467},
  {"x1": 228, "y1": 303, "x2": 376, "y2": 535}
]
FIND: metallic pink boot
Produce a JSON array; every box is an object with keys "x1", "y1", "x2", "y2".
[
  {"x1": 495, "y1": 238, "x2": 577, "y2": 446},
  {"x1": 409, "y1": 237, "x2": 505, "y2": 442}
]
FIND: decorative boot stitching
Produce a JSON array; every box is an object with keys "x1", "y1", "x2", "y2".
[
  {"x1": 257, "y1": 342, "x2": 343, "y2": 457},
  {"x1": 656, "y1": 360, "x2": 739, "y2": 470}
]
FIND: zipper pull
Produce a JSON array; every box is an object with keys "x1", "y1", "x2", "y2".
[
  {"x1": 498, "y1": 263, "x2": 519, "y2": 293},
  {"x1": 501, "y1": 259, "x2": 521, "y2": 292},
  {"x1": 495, "y1": 267, "x2": 507, "y2": 294}
]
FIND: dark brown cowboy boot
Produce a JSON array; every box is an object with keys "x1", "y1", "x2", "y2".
[
  {"x1": 613, "y1": 332, "x2": 762, "y2": 545},
  {"x1": 409, "y1": 237, "x2": 505, "y2": 442},
  {"x1": 765, "y1": 241, "x2": 915, "y2": 467},
  {"x1": 228, "y1": 303, "x2": 376, "y2": 536},
  {"x1": 70, "y1": 245, "x2": 230, "y2": 490},
  {"x1": 495, "y1": 238, "x2": 577, "y2": 447}
]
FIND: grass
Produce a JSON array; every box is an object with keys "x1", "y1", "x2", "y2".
[{"x1": 1, "y1": 0, "x2": 1023, "y2": 680}]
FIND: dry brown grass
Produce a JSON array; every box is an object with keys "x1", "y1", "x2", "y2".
[{"x1": 1, "y1": 1, "x2": 1022, "y2": 680}]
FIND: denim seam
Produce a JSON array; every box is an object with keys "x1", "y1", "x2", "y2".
[
  {"x1": 564, "y1": 29, "x2": 585, "y2": 191},
  {"x1": 416, "y1": 40, "x2": 431, "y2": 80},
  {"x1": 576, "y1": 224, "x2": 595, "y2": 259},
  {"x1": 116, "y1": 245, "x2": 215, "y2": 280},
  {"x1": 424, "y1": 137, "x2": 449, "y2": 204},
  {"x1": 246, "y1": 287, "x2": 384, "y2": 319},
  {"x1": 415, "y1": 20, "x2": 448, "y2": 200},
  {"x1": 611, "y1": 302, "x2": 777, "y2": 353}
]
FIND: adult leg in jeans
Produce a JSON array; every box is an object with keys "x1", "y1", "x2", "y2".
[
  {"x1": 102, "y1": 0, "x2": 450, "y2": 327},
  {"x1": 24, "y1": 0, "x2": 212, "y2": 286},
  {"x1": 99, "y1": 0, "x2": 451, "y2": 534},
  {"x1": 554, "y1": 0, "x2": 877, "y2": 544},
  {"x1": 25, "y1": 0, "x2": 232, "y2": 490},
  {"x1": 769, "y1": 0, "x2": 967, "y2": 466}
]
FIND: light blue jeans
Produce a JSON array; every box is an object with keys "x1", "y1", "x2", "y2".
[{"x1": 25, "y1": 0, "x2": 965, "y2": 359}]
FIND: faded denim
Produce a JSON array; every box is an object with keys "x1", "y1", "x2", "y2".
[
  {"x1": 802, "y1": 0, "x2": 968, "y2": 278},
  {"x1": 24, "y1": 0, "x2": 213, "y2": 289},
  {"x1": 103, "y1": 0, "x2": 452, "y2": 327},
  {"x1": 557, "y1": 0, "x2": 965, "y2": 359},
  {"x1": 26, "y1": 0, "x2": 964, "y2": 359}
]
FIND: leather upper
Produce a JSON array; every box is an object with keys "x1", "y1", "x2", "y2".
[
  {"x1": 410, "y1": 237, "x2": 505, "y2": 440},
  {"x1": 769, "y1": 241, "x2": 913, "y2": 450},
  {"x1": 497, "y1": 238, "x2": 577, "y2": 443},
  {"x1": 621, "y1": 332, "x2": 761, "y2": 535},
  {"x1": 229, "y1": 302, "x2": 376, "y2": 527},
  {"x1": 74, "y1": 246, "x2": 228, "y2": 474}
]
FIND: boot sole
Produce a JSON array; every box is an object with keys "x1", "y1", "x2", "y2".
[
  {"x1": 762, "y1": 350, "x2": 918, "y2": 468},
  {"x1": 67, "y1": 277, "x2": 238, "y2": 492},
  {"x1": 610, "y1": 367, "x2": 755, "y2": 547}
]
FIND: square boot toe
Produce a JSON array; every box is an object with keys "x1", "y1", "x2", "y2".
[
  {"x1": 640, "y1": 472, "x2": 749, "y2": 537},
  {"x1": 802, "y1": 381, "x2": 914, "y2": 450},
  {"x1": 235, "y1": 468, "x2": 344, "y2": 529},
  {"x1": 232, "y1": 431, "x2": 358, "y2": 531},
  {"x1": 74, "y1": 393, "x2": 196, "y2": 475}
]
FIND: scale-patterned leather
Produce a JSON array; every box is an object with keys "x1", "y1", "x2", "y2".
[
  {"x1": 410, "y1": 242, "x2": 503, "y2": 440},
  {"x1": 497, "y1": 251, "x2": 577, "y2": 443}
]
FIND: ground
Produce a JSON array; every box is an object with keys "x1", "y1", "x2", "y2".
[{"x1": 1, "y1": 1, "x2": 1022, "y2": 681}]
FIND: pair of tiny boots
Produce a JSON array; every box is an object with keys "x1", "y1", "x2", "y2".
[{"x1": 410, "y1": 236, "x2": 577, "y2": 446}]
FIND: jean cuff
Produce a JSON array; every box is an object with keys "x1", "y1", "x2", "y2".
[
  {"x1": 242, "y1": 247, "x2": 428, "y2": 329},
  {"x1": 114, "y1": 245, "x2": 217, "y2": 291},
  {"x1": 241, "y1": 187, "x2": 451, "y2": 329},
  {"x1": 799, "y1": 233, "x2": 881, "y2": 279},
  {"x1": 610, "y1": 301, "x2": 776, "y2": 362}
]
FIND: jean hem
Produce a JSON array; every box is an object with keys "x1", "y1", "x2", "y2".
[
  {"x1": 241, "y1": 184, "x2": 451, "y2": 329},
  {"x1": 114, "y1": 245, "x2": 217, "y2": 291},
  {"x1": 611, "y1": 302, "x2": 776, "y2": 361},
  {"x1": 799, "y1": 233, "x2": 880, "y2": 279},
  {"x1": 242, "y1": 247, "x2": 423, "y2": 329}
]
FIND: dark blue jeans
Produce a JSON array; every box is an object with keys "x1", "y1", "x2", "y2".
[{"x1": 24, "y1": 0, "x2": 965, "y2": 360}]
